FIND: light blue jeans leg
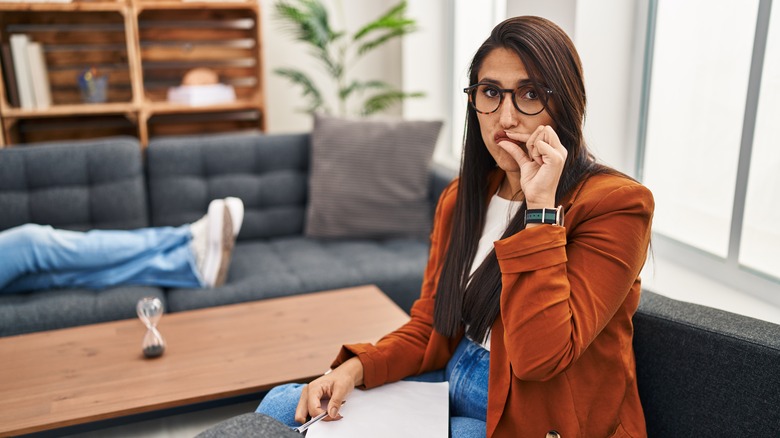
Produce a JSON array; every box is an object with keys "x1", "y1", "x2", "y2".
[
  {"x1": 446, "y1": 338, "x2": 490, "y2": 423},
  {"x1": 256, "y1": 383, "x2": 305, "y2": 428},
  {"x1": 255, "y1": 338, "x2": 489, "y2": 437},
  {"x1": 0, "y1": 224, "x2": 202, "y2": 293}
]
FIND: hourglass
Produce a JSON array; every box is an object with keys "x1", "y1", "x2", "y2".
[{"x1": 137, "y1": 297, "x2": 166, "y2": 358}]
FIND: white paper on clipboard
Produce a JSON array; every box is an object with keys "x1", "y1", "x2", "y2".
[{"x1": 305, "y1": 380, "x2": 449, "y2": 438}]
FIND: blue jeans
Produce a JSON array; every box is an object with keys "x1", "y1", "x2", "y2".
[
  {"x1": 257, "y1": 337, "x2": 489, "y2": 437},
  {"x1": 0, "y1": 224, "x2": 202, "y2": 293}
]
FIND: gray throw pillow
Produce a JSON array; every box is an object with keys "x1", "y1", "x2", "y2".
[{"x1": 305, "y1": 114, "x2": 442, "y2": 239}]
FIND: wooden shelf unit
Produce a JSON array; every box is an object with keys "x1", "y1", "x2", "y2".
[{"x1": 0, "y1": 0, "x2": 265, "y2": 147}]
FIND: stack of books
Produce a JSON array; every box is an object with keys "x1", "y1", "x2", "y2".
[{"x1": 1, "y1": 34, "x2": 52, "y2": 109}]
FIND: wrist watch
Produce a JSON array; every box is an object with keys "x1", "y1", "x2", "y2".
[{"x1": 524, "y1": 205, "x2": 564, "y2": 226}]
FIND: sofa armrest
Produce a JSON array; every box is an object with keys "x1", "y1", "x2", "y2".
[{"x1": 633, "y1": 290, "x2": 780, "y2": 437}]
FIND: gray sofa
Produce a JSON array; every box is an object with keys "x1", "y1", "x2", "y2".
[
  {"x1": 0, "y1": 132, "x2": 452, "y2": 336},
  {"x1": 633, "y1": 291, "x2": 780, "y2": 437}
]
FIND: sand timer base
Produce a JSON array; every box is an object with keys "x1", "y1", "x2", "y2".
[
  {"x1": 142, "y1": 328, "x2": 166, "y2": 358},
  {"x1": 137, "y1": 297, "x2": 166, "y2": 359}
]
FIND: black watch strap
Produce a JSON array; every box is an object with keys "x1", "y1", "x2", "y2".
[{"x1": 525, "y1": 206, "x2": 564, "y2": 226}]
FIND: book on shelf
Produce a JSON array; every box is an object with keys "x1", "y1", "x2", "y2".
[
  {"x1": 27, "y1": 41, "x2": 51, "y2": 108},
  {"x1": 9, "y1": 34, "x2": 34, "y2": 110},
  {"x1": 1, "y1": 44, "x2": 20, "y2": 107}
]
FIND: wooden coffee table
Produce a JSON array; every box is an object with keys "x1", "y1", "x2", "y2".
[{"x1": 0, "y1": 285, "x2": 410, "y2": 436}]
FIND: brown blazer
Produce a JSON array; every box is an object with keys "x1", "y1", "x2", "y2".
[{"x1": 333, "y1": 170, "x2": 654, "y2": 438}]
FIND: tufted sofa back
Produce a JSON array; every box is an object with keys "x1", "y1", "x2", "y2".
[
  {"x1": 0, "y1": 137, "x2": 148, "y2": 232},
  {"x1": 146, "y1": 131, "x2": 310, "y2": 240}
]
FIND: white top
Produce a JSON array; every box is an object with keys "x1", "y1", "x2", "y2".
[{"x1": 467, "y1": 192, "x2": 523, "y2": 350}]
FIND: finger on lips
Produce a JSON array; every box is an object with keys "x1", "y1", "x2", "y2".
[
  {"x1": 503, "y1": 132, "x2": 530, "y2": 155},
  {"x1": 503, "y1": 130, "x2": 530, "y2": 141}
]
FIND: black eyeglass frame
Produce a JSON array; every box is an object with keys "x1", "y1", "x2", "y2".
[{"x1": 463, "y1": 82, "x2": 553, "y2": 116}]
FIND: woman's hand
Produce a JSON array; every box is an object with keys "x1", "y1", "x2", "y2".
[
  {"x1": 294, "y1": 357, "x2": 364, "y2": 423},
  {"x1": 499, "y1": 125, "x2": 567, "y2": 209}
]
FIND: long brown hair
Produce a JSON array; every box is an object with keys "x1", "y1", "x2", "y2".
[{"x1": 433, "y1": 16, "x2": 611, "y2": 341}]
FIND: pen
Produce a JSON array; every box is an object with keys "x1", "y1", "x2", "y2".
[
  {"x1": 294, "y1": 410, "x2": 328, "y2": 434},
  {"x1": 293, "y1": 401, "x2": 345, "y2": 434}
]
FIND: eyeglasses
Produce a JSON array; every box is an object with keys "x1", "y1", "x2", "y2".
[{"x1": 463, "y1": 82, "x2": 553, "y2": 116}]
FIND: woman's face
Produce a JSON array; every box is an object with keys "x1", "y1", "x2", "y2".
[{"x1": 475, "y1": 47, "x2": 555, "y2": 172}]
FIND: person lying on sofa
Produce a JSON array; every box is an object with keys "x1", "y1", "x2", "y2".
[
  {"x1": 0, "y1": 197, "x2": 243, "y2": 293},
  {"x1": 255, "y1": 15, "x2": 654, "y2": 438}
]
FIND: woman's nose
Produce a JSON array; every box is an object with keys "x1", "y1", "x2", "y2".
[{"x1": 498, "y1": 96, "x2": 518, "y2": 128}]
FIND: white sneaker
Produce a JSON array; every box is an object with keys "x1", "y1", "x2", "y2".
[
  {"x1": 189, "y1": 211, "x2": 209, "y2": 270},
  {"x1": 223, "y1": 197, "x2": 244, "y2": 238},
  {"x1": 198, "y1": 199, "x2": 236, "y2": 288}
]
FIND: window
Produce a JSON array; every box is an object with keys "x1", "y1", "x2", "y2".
[
  {"x1": 741, "y1": 0, "x2": 780, "y2": 280},
  {"x1": 639, "y1": 0, "x2": 780, "y2": 303}
]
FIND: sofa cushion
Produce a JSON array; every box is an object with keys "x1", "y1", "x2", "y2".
[
  {"x1": 305, "y1": 114, "x2": 442, "y2": 239},
  {"x1": 0, "y1": 286, "x2": 165, "y2": 337},
  {"x1": 166, "y1": 236, "x2": 429, "y2": 313},
  {"x1": 634, "y1": 290, "x2": 780, "y2": 437},
  {"x1": 0, "y1": 136, "x2": 148, "y2": 231},
  {"x1": 147, "y1": 131, "x2": 309, "y2": 240}
]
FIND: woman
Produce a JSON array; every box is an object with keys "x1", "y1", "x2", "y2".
[{"x1": 258, "y1": 16, "x2": 653, "y2": 437}]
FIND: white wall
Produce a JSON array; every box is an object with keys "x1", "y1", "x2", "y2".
[
  {"x1": 259, "y1": 0, "x2": 403, "y2": 133},
  {"x1": 573, "y1": 0, "x2": 640, "y2": 174},
  {"x1": 402, "y1": 0, "x2": 454, "y2": 165},
  {"x1": 506, "y1": 0, "x2": 576, "y2": 35}
]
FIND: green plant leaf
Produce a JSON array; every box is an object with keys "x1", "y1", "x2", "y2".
[
  {"x1": 276, "y1": 0, "x2": 344, "y2": 83},
  {"x1": 352, "y1": 1, "x2": 416, "y2": 58},
  {"x1": 274, "y1": 67, "x2": 326, "y2": 114},
  {"x1": 361, "y1": 90, "x2": 425, "y2": 116},
  {"x1": 353, "y1": 0, "x2": 409, "y2": 40},
  {"x1": 306, "y1": 48, "x2": 342, "y2": 79},
  {"x1": 275, "y1": 0, "x2": 336, "y2": 48},
  {"x1": 356, "y1": 26, "x2": 416, "y2": 57}
]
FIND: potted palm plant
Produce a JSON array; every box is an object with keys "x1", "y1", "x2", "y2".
[{"x1": 274, "y1": 0, "x2": 424, "y2": 116}]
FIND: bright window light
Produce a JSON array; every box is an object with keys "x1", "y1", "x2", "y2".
[{"x1": 643, "y1": 0, "x2": 759, "y2": 258}]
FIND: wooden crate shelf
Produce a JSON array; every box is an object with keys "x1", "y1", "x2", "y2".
[{"x1": 0, "y1": 0, "x2": 264, "y2": 147}]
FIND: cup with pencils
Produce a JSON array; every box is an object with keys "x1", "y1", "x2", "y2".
[{"x1": 78, "y1": 67, "x2": 108, "y2": 103}]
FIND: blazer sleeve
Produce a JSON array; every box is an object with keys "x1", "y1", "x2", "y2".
[
  {"x1": 330, "y1": 181, "x2": 458, "y2": 388},
  {"x1": 494, "y1": 179, "x2": 654, "y2": 381}
]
